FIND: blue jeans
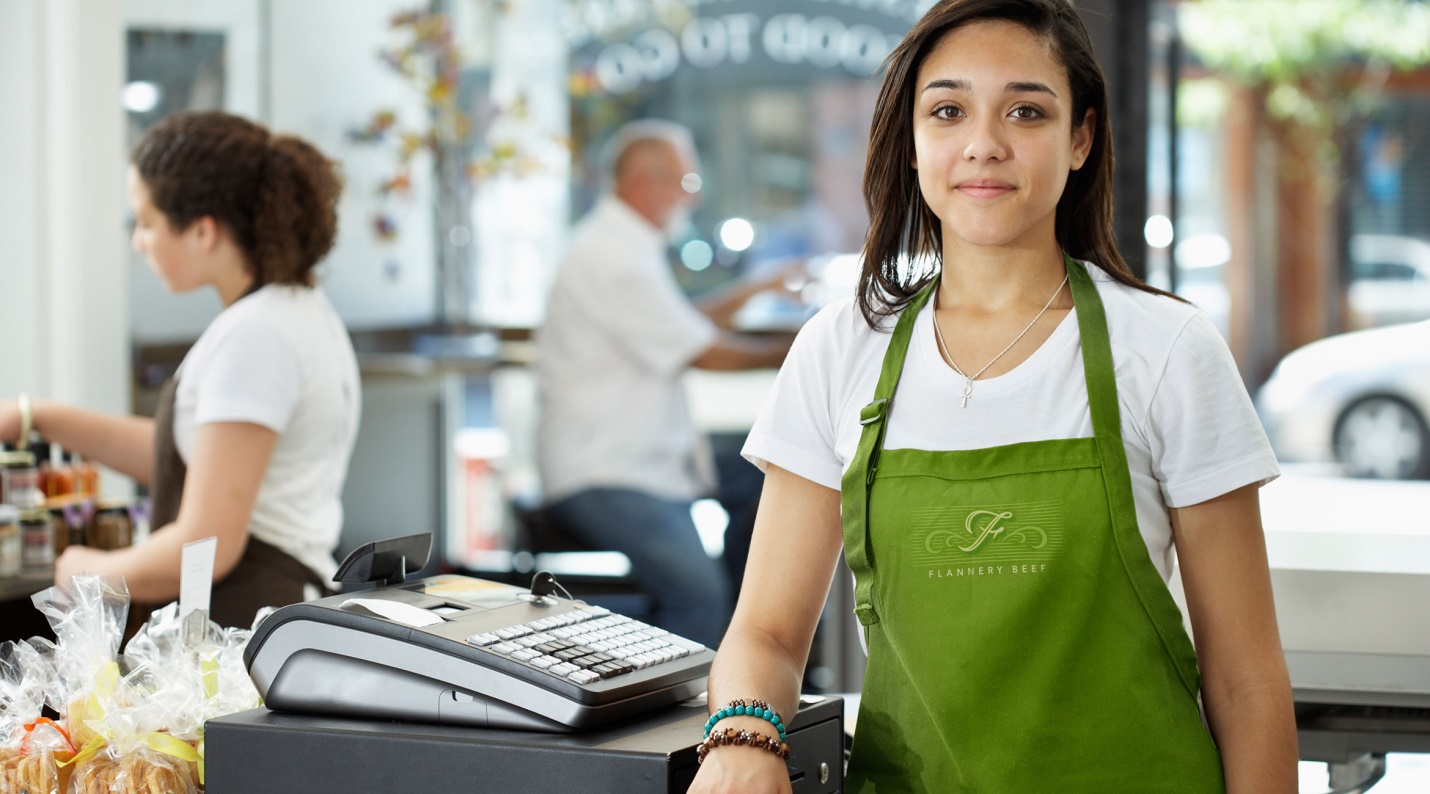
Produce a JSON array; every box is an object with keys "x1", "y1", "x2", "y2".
[
  {"x1": 710, "y1": 432, "x2": 764, "y2": 601},
  {"x1": 548, "y1": 488, "x2": 732, "y2": 648}
]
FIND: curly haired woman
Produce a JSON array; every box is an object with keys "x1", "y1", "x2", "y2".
[{"x1": 2, "y1": 112, "x2": 360, "y2": 629}]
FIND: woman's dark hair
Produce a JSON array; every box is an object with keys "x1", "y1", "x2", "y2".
[
  {"x1": 859, "y1": 0, "x2": 1172, "y2": 327},
  {"x1": 131, "y1": 111, "x2": 343, "y2": 287}
]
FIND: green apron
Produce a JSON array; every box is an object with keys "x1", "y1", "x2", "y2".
[{"x1": 840, "y1": 257, "x2": 1225, "y2": 792}]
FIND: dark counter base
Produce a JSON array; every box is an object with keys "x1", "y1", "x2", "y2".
[
  {"x1": 0, "y1": 586, "x2": 56, "y2": 645},
  {"x1": 206, "y1": 695, "x2": 844, "y2": 794}
]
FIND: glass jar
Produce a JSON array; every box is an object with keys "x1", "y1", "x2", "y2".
[
  {"x1": 70, "y1": 453, "x2": 99, "y2": 497},
  {"x1": 19, "y1": 509, "x2": 53, "y2": 571},
  {"x1": 46, "y1": 494, "x2": 91, "y2": 558},
  {"x1": 1, "y1": 451, "x2": 42, "y2": 508},
  {"x1": 89, "y1": 500, "x2": 134, "y2": 551},
  {"x1": 41, "y1": 442, "x2": 76, "y2": 499},
  {"x1": 0, "y1": 504, "x2": 19, "y2": 577}
]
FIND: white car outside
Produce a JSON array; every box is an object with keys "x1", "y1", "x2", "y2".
[{"x1": 1256, "y1": 319, "x2": 1430, "y2": 479}]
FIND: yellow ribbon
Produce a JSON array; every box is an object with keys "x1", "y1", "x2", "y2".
[
  {"x1": 93, "y1": 660, "x2": 120, "y2": 698},
  {"x1": 147, "y1": 731, "x2": 204, "y2": 785},
  {"x1": 53, "y1": 661, "x2": 210, "y2": 784},
  {"x1": 61, "y1": 736, "x2": 108, "y2": 770},
  {"x1": 58, "y1": 661, "x2": 121, "y2": 769},
  {"x1": 201, "y1": 655, "x2": 219, "y2": 700},
  {"x1": 195, "y1": 652, "x2": 218, "y2": 783}
]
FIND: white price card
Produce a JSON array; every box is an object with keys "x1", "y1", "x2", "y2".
[{"x1": 180, "y1": 536, "x2": 218, "y2": 620}]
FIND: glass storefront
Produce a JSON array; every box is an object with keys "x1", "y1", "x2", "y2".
[{"x1": 564, "y1": 1, "x2": 915, "y2": 311}]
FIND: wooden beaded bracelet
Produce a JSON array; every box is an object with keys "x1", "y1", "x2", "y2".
[
  {"x1": 704, "y1": 698, "x2": 786, "y2": 742},
  {"x1": 696, "y1": 726, "x2": 791, "y2": 764}
]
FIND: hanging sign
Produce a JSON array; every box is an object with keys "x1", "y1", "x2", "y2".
[{"x1": 567, "y1": 0, "x2": 929, "y2": 94}]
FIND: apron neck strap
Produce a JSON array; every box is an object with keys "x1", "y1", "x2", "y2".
[
  {"x1": 1063, "y1": 256, "x2": 1127, "y2": 454},
  {"x1": 840, "y1": 277, "x2": 935, "y2": 626},
  {"x1": 868, "y1": 277, "x2": 938, "y2": 412},
  {"x1": 1064, "y1": 259, "x2": 1202, "y2": 696}
]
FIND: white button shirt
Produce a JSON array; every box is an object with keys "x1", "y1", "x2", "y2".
[{"x1": 537, "y1": 196, "x2": 718, "y2": 503}]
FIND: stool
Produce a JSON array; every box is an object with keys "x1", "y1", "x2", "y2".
[
  {"x1": 507, "y1": 496, "x2": 656, "y2": 620},
  {"x1": 509, "y1": 496, "x2": 596, "y2": 555}
]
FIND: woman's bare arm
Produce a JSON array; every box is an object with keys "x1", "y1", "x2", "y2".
[
  {"x1": 690, "y1": 463, "x2": 845, "y2": 794},
  {"x1": 1, "y1": 398, "x2": 155, "y2": 485},
  {"x1": 55, "y1": 420, "x2": 277, "y2": 602},
  {"x1": 1171, "y1": 483, "x2": 1298, "y2": 794}
]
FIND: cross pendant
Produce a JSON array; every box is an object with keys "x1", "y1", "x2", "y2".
[{"x1": 960, "y1": 380, "x2": 973, "y2": 409}]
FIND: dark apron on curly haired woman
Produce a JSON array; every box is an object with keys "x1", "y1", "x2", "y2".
[
  {"x1": 148, "y1": 377, "x2": 327, "y2": 629},
  {"x1": 842, "y1": 258, "x2": 1224, "y2": 792}
]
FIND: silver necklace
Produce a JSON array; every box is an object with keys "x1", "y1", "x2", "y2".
[{"x1": 932, "y1": 273, "x2": 1069, "y2": 408}]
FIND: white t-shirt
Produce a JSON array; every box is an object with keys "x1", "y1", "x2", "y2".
[
  {"x1": 537, "y1": 196, "x2": 719, "y2": 503},
  {"x1": 174, "y1": 284, "x2": 361, "y2": 582},
  {"x1": 744, "y1": 260, "x2": 1280, "y2": 582}
]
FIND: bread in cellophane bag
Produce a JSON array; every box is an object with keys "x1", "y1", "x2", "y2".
[
  {"x1": 0, "y1": 637, "x2": 76, "y2": 794},
  {"x1": 70, "y1": 743, "x2": 200, "y2": 794},
  {"x1": 57, "y1": 666, "x2": 203, "y2": 794},
  {"x1": 23, "y1": 576, "x2": 266, "y2": 793},
  {"x1": 121, "y1": 602, "x2": 261, "y2": 741},
  {"x1": 0, "y1": 748, "x2": 21, "y2": 792},
  {"x1": 10, "y1": 745, "x2": 77, "y2": 794},
  {"x1": 29, "y1": 575, "x2": 198, "y2": 793},
  {"x1": 30, "y1": 575, "x2": 129, "y2": 761}
]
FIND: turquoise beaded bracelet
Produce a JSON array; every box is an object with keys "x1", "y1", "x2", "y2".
[{"x1": 703, "y1": 699, "x2": 786, "y2": 742}]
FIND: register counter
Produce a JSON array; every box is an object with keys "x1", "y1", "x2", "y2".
[
  {"x1": 0, "y1": 571, "x2": 52, "y2": 603},
  {"x1": 0, "y1": 570, "x2": 55, "y2": 642},
  {"x1": 1258, "y1": 475, "x2": 1430, "y2": 715},
  {"x1": 1267, "y1": 528, "x2": 1430, "y2": 777},
  {"x1": 206, "y1": 694, "x2": 844, "y2": 793}
]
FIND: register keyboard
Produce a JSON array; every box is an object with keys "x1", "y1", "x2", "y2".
[{"x1": 464, "y1": 604, "x2": 703, "y2": 684}]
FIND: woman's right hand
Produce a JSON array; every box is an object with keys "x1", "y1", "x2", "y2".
[
  {"x1": 0, "y1": 399, "x2": 23, "y2": 445},
  {"x1": 687, "y1": 743, "x2": 794, "y2": 794}
]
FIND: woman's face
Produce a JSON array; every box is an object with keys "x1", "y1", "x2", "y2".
[
  {"x1": 126, "y1": 168, "x2": 204, "y2": 293},
  {"x1": 911, "y1": 19, "x2": 1093, "y2": 253}
]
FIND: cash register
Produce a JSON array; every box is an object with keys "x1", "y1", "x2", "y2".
[{"x1": 207, "y1": 534, "x2": 845, "y2": 792}]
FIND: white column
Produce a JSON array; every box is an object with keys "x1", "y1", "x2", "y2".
[
  {"x1": 472, "y1": 0, "x2": 571, "y2": 327},
  {"x1": 0, "y1": 0, "x2": 47, "y2": 405},
  {"x1": 0, "y1": 0, "x2": 129, "y2": 491}
]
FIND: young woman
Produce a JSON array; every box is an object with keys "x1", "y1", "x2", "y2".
[
  {"x1": 689, "y1": 1, "x2": 1297, "y2": 791},
  {"x1": 1, "y1": 111, "x2": 360, "y2": 629}
]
